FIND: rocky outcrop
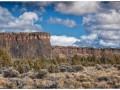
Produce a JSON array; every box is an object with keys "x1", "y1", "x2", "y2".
[
  {"x1": 0, "y1": 32, "x2": 51, "y2": 58},
  {"x1": 51, "y1": 46, "x2": 120, "y2": 58},
  {"x1": 0, "y1": 32, "x2": 120, "y2": 59}
]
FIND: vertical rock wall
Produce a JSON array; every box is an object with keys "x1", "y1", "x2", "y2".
[
  {"x1": 0, "y1": 32, "x2": 51, "y2": 58},
  {"x1": 0, "y1": 32, "x2": 120, "y2": 59},
  {"x1": 51, "y1": 46, "x2": 120, "y2": 58}
]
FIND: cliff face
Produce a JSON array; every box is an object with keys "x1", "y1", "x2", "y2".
[
  {"x1": 0, "y1": 32, "x2": 51, "y2": 58},
  {"x1": 0, "y1": 32, "x2": 120, "y2": 59},
  {"x1": 51, "y1": 46, "x2": 120, "y2": 58}
]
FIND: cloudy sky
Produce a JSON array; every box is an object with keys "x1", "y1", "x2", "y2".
[{"x1": 0, "y1": 1, "x2": 120, "y2": 48}]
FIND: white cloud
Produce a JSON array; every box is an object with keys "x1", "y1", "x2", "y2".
[
  {"x1": 83, "y1": 9, "x2": 120, "y2": 48},
  {"x1": 19, "y1": 12, "x2": 38, "y2": 21},
  {"x1": 80, "y1": 34, "x2": 98, "y2": 41},
  {"x1": 99, "y1": 40, "x2": 119, "y2": 48},
  {"x1": 38, "y1": 2, "x2": 53, "y2": 6},
  {"x1": 0, "y1": 6, "x2": 42, "y2": 32},
  {"x1": 20, "y1": 7, "x2": 27, "y2": 13},
  {"x1": 0, "y1": 6, "x2": 15, "y2": 24},
  {"x1": 55, "y1": 2, "x2": 101, "y2": 15},
  {"x1": 107, "y1": 2, "x2": 120, "y2": 10},
  {"x1": 50, "y1": 35, "x2": 80, "y2": 46},
  {"x1": 50, "y1": 34, "x2": 98, "y2": 47},
  {"x1": 74, "y1": 34, "x2": 98, "y2": 47},
  {"x1": 47, "y1": 17, "x2": 77, "y2": 28}
]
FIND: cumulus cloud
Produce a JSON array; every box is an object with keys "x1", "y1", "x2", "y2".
[
  {"x1": 80, "y1": 34, "x2": 98, "y2": 41},
  {"x1": 49, "y1": 1, "x2": 120, "y2": 48},
  {"x1": 0, "y1": 6, "x2": 15, "y2": 24},
  {"x1": 47, "y1": 17, "x2": 77, "y2": 28},
  {"x1": 74, "y1": 34, "x2": 98, "y2": 47},
  {"x1": 20, "y1": 7, "x2": 27, "y2": 13},
  {"x1": 22, "y1": 2, "x2": 52, "y2": 15},
  {"x1": 50, "y1": 35, "x2": 80, "y2": 46},
  {"x1": 104, "y1": 1, "x2": 120, "y2": 11},
  {"x1": 55, "y1": 2, "x2": 101, "y2": 15},
  {"x1": 50, "y1": 34, "x2": 98, "y2": 47},
  {"x1": 0, "y1": 6, "x2": 42, "y2": 32},
  {"x1": 83, "y1": 9, "x2": 120, "y2": 48},
  {"x1": 99, "y1": 40, "x2": 120, "y2": 48}
]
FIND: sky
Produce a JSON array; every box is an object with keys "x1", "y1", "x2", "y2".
[{"x1": 0, "y1": 1, "x2": 120, "y2": 48}]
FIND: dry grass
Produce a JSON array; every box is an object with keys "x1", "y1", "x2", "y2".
[{"x1": 0, "y1": 65, "x2": 120, "y2": 89}]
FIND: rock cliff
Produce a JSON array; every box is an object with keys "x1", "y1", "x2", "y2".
[
  {"x1": 51, "y1": 46, "x2": 120, "y2": 58},
  {"x1": 0, "y1": 32, "x2": 120, "y2": 59},
  {"x1": 0, "y1": 32, "x2": 51, "y2": 58}
]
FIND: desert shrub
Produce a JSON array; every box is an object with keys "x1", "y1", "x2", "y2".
[
  {"x1": 36, "y1": 69, "x2": 48, "y2": 79},
  {"x1": 75, "y1": 74, "x2": 91, "y2": 82},
  {"x1": 49, "y1": 59, "x2": 58, "y2": 65},
  {"x1": 24, "y1": 64, "x2": 30, "y2": 72},
  {"x1": 48, "y1": 64, "x2": 59, "y2": 73},
  {"x1": 115, "y1": 65, "x2": 120, "y2": 70},
  {"x1": 97, "y1": 75, "x2": 109, "y2": 82},
  {"x1": 43, "y1": 81, "x2": 57, "y2": 89},
  {"x1": 56, "y1": 57, "x2": 68, "y2": 64},
  {"x1": 17, "y1": 65, "x2": 26, "y2": 74},
  {"x1": 95, "y1": 64, "x2": 103, "y2": 70},
  {"x1": 59, "y1": 67, "x2": 67, "y2": 72},
  {"x1": 23, "y1": 59, "x2": 34, "y2": 69},
  {"x1": 71, "y1": 54, "x2": 81, "y2": 65},
  {"x1": 0, "y1": 47, "x2": 12, "y2": 67},
  {"x1": 59, "y1": 64, "x2": 74, "y2": 72},
  {"x1": 33, "y1": 58, "x2": 47, "y2": 71},
  {"x1": 81, "y1": 82, "x2": 93, "y2": 88},
  {"x1": 13, "y1": 60, "x2": 30, "y2": 74},
  {"x1": 3, "y1": 68, "x2": 19, "y2": 78},
  {"x1": 72, "y1": 65, "x2": 84, "y2": 72}
]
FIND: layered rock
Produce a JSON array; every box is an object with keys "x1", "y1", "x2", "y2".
[
  {"x1": 0, "y1": 32, "x2": 120, "y2": 59},
  {"x1": 51, "y1": 46, "x2": 120, "y2": 58},
  {"x1": 0, "y1": 32, "x2": 51, "y2": 58}
]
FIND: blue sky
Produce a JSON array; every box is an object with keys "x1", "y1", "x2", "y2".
[{"x1": 0, "y1": 1, "x2": 120, "y2": 48}]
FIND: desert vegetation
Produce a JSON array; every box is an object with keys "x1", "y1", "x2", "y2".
[{"x1": 0, "y1": 47, "x2": 120, "y2": 88}]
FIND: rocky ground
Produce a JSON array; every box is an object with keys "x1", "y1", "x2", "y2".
[{"x1": 0, "y1": 64, "x2": 120, "y2": 89}]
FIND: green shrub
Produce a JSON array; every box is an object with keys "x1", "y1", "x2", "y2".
[
  {"x1": 71, "y1": 54, "x2": 81, "y2": 65},
  {"x1": 49, "y1": 59, "x2": 58, "y2": 65},
  {"x1": 56, "y1": 57, "x2": 68, "y2": 64},
  {"x1": 36, "y1": 69, "x2": 48, "y2": 79},
  {"x1": 17, "y1": 65, "x2": 26, "y2": 74},
  {"x1": 0, "y1": 47, "x2": 12, "y2": 67},
  {"x1": 3, "y1": 68, "x2": 19, "y2": 77},
  {"x1": 33, "y1": 58, "x2": 47, "y2": 71},
  {"x1": 48, "y1": 64, "x2": 59, "y2": 73}
]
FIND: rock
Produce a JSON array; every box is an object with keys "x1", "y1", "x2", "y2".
[
  {"x1": 0, "y1": 32, "x2": 120, "y2": 59},
  {"x1": 52, "y1": 46, "x2": 120, "y2": 59},
  {"x1": 0, "y1": 32, "x2": 51, "y2": 58}
]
